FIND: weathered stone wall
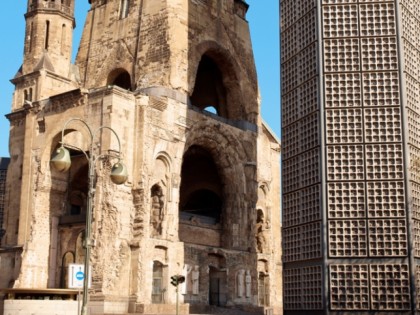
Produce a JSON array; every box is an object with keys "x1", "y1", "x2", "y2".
[
  {"x1": 257, "y1": 124, "x2": 282, "y2": 314},
  {"x1": 22, "y1": 10, "x2": 74, "y2": 77},
  {"x1": 187, "y1": 0, "x2": 258, "y2": 123},
  {"x1": 76, "y1": 0, "x2": 142, "y2": 89},
  {"x1": 3, "y1": 300, "x2": 78, "y2": 315},
  {"x1": 1, "y1": 1, "x2": 282, "y2": 314},
  {"x1": 2, "y1": 114, "x2": 25, "y2": 246},
  {"x1": 0, "y1": 248, "x2": 22, "y2": 289}
]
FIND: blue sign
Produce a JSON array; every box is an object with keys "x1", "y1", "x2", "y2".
[
  {"x1": 76, "y1": 271, "x2": 84, "y2": 281},
  {"x1": 69, "y1": 264, "x2": 90, "y2": 288}
]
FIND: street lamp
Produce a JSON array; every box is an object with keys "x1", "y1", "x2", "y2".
[
  {"x1": 170, "y1": 275, "x2": 185, "y2": 315},
  {"x1": 50, "y1": 118, "x2": 128, "y2": 315}
]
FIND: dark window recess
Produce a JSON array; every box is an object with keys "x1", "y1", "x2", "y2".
[
  {"x1": 182, "y1": 189, "x2": 222, "y2": 222},
  {"x1": 70, "y1": 205, "x2": 81, "y2": 215},
  {"x1": 108, "y1": 70, "x2": 132, "y2": 90},
  {"x1": 191, "y1": 55, "x2": 227, "y2": 118}
]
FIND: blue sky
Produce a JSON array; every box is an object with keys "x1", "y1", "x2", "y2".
[{"x1": 0, "y1": 1, "x2": 280, "y2": 158}]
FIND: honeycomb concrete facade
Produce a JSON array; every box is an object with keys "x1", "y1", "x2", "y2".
[
  {"x1": 0, "y1": 1, "x2": 282, "y2": 315},
  {"x1": 281, "y1": 0, "x2": 420, "y2": 313}
]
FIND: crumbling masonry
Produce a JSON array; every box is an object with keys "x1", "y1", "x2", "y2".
[{"x1": 0, "y1": 1, "x2": 281, "y2": 314}]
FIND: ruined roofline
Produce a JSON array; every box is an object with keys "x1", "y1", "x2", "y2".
[{"x1": 262, "y1": 119, "x2": 280, "y2": 145}]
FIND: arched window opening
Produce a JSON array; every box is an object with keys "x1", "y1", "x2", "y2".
[
  {"x1": 24, "y1": 90, "x2": 28, "y2": 101},
  {"x1": 61, "y1": 251, "x2": 75, "y2": 288},
  {"x1": 67, "y1": 162, "x2": 88, "y2": 216},
  {"x1": 107, "y1": 69, "x2": 132, "y2": 90},
  {"x1": 27, "y1": 22, "x2": 34, "y2": 53},
  {"x1": 45, "y1": 20, "x2": 50, "y2": 50},
  {"x1": 152, "y1": 261, "x2": 164, "y2": 304},
  {"x1": 75, "y1": 231, "x2": 85, "y2": 264},
  {"x1": 61, "y1": 24, "x2": 66, "y2": 55},
  {"x1": 52, "y1": 132, "x2": 90, "y2": 221},
  {"x1": 258, "y1": 273, "x2": 270, "y2": 306},
  {"x1": 179, "y1": 146, "x2": 223, "y2": 225},
  {"x1": 119, "y1": 0, "x2": 130, "y2": 19},
  {"x1": 191, "y1": 55, "x2": 227, "y2": 118}
]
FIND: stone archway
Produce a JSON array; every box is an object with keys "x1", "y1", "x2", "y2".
[
  {"x1": 180, "y1": 121, "x2": 252, "y2": 249},
  {"x1": 189, "y1": 41, "x2": 258, "y2": 123},
  {"x1": 191, "y1": 55, "x2": 228, "y2": 118}
]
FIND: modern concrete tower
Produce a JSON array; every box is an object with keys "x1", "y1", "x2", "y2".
[
  {"x1": 0, "y1": 1, "x2": 282, "y2": 315},
  {"x1": 281, "y1": 0, "x2": 420, "y2": 314}
]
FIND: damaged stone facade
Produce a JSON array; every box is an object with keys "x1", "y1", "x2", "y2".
[
  {"x1": 0, "y1": 158, "x2": 10, "y2": 245},
  {"x1": 0, "y1": 0, "x2": 282, "y2": 314}
]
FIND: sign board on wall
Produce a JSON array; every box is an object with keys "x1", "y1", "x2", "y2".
[{"x1": 68, "y1": 264, "x2": 91, "y2": 289}]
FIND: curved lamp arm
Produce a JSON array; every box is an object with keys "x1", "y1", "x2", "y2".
[{"x1": 50, "y1": 117, "x2": 128, "y2": 185}]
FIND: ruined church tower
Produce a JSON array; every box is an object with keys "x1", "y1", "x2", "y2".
[
  {"x1": 1, "y1": 1, "x2": 282, "y2": 314},
  {"x1": 13, "y1": 0, "x2": 79, "y2": 111}
]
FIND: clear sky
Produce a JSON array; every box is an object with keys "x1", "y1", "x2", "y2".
[{"x1": 0, "y1": 1, "x2": 280, "y2": 158}]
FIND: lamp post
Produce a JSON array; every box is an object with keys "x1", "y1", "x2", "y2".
[
  {"x1": 50, "y1": 118, "x2": 128, "y2": 315},
  {"x1": 170, "y1": 275, "x2": 185, "y2": 315}
]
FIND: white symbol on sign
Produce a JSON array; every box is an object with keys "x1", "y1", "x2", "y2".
[
  {"x1": 68, "y1": 264, "x2": 90, "y2": 289},
  {"x1": 76, "y1": 271, "x2": 84, "y2": 281}
]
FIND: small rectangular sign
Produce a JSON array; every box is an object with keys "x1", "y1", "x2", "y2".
[{"x1": 68, "y1": 263, "x2": 91, "y2": 289}]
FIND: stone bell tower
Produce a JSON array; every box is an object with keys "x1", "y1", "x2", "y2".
[
  {"x1": 12, "y1": 0, "x2": 79, "y2": 111},
  {"x1": 1, "y1": 0, "x2": 81, "y2": 290},
  {"x1": 1, "y1": 1, "x2": 282, "y2": 314}
]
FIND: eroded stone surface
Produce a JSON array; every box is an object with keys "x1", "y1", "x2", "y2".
[{"x1": 1, "y1": 1, "x2": 282, "y2": 314}]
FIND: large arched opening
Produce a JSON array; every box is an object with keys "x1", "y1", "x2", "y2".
[
  {"x1": 189, "y1": 41, "x2": 258, "y2": 123},
  {"x1": 191, "y1": 55, "x2": 227, "y2": 117},
  {"x1": 179, "y1": 145, "x2": 223, "y2": 223},
  {"x1": 179, "y1": 145, "x2": 223, "y2": 245},
  {"x1": 49, "y1": 130, "x2": 90, "y2": 288}
]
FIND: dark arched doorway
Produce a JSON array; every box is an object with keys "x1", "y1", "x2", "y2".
[
  {"x1": 209, "y1": 266, "x2": 227, "y2": 306},
  {"x1": 107, "y1": 69, "x2": 132, "y2": 90},
  {"x1": 179, "y1": 145, "x2": 223, "y2": 226}
]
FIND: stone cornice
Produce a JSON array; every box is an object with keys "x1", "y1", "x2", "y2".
[
  {"x1": 5, "y1": 109, "x2": 28, "y2": 123},
  {"x1": 0, "y1": 245, "x2": 23, "y2": 254},
  {"x1": 43, "y1": 88, "x2": 88, "y2": 115},
  {"x1": 10, "y1": 71, "x2": 41, "y2": 86},
  {"x1": 89, "y1": 85, "x2": 135, "y2": 101}
]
